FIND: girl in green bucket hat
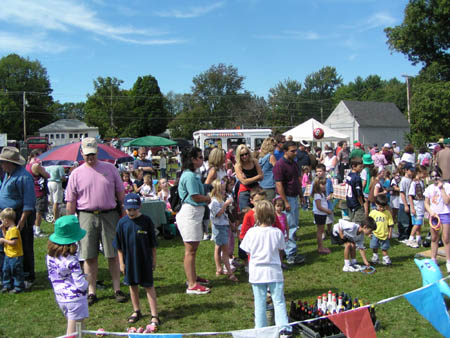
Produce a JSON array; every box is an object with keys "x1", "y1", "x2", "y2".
[
  {"x1": 47, "y1": 215, "x2": 88, "y2": 336},
  {"x1": 362, "y1": 154, "x2": 375, "y2": 215}
]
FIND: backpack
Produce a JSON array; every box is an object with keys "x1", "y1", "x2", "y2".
[
  {"x1": 421, "y1": 154, "x2": 430, "y2": 167},
  {"x1": 169, "y1": 185, "x2": 184, "y2": 213}
]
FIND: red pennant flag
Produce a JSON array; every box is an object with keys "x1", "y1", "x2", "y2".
[{"x1": 328, "y1": 307, "x2": 376, "y2": 338}]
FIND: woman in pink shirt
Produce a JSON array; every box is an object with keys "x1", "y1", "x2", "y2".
[{"x1": 372, "y1": 149, "x2": 387, "y2": 171}]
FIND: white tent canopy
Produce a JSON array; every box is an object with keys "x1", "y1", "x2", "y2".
[{"x1": 283, "y1": 118, "x2": 349, "y2": 142}]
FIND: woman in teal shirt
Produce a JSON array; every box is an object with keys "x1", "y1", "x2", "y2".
[{"x1": 176, "y1": 147, "x2": 212, "y2": 295}]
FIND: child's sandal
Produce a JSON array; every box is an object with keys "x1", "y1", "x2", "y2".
[
  {"x1": 228, "y1": 274, "x2": 238, "y2": 282},
  {"x1": 147, "y1": 316, "x2": 161, "y2": 333},
  {"x1": 127, "y1": 310, "x2": 142, "y2": 323}
]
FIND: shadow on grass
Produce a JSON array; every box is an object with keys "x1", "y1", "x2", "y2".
[
  {"x1": 157, "y1": 237, "x2": 185, "y2": 249},
  {"x1": 160, "y1": 301, "x2": 235, "y2": 320},
  {"x1": 285, "y1": 287, "x2": 333, "y2": 302}
]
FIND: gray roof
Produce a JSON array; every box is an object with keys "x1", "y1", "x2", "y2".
[
  {"x1": 342, "y1": 100, "x2": 409, "y2": 128},
  {"x1": 39, "y1": 119, "x2": 98, "y2": 132}
]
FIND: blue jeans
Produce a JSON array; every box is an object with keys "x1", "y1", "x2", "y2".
[
  {"x1": 251, "y1": 282, "x2": 291, "y2": 332},
  {"x1": 0, "y1": 251, "x2": 4, "y2": 279},
  {"x1": 285, "y1": 196, "x2": 299, "y2": 259},
  {"x1": 3, "y1": 256, "x2": 24, "y2": 291},
  {"x1": 239, "y1": 190, "x2": 251, "y2": 211},
  {"x1": 398, "y1": 204, "x2": 411, "y2": 240},
  {"x1": 20, "y1": 212, "x2": 35, "y2": 282}
]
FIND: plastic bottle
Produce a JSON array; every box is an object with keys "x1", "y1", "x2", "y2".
[{"x1": 337, "y1": 296, "x2": 344, "y2": 313}]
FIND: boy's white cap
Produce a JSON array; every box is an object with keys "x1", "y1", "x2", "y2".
[{"x1": 383, "y1": 143, "x2": 390, "y2": 148}]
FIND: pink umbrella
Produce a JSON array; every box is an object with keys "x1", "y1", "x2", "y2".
[{"x1": 38, "y1": 141, "x2": 133, "y2": 166}]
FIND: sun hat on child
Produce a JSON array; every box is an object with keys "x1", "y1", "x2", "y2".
[
  {"x1": 49, "y1": 215, "x2": 86, "y2": 245},
  {"x1": 362, "y1": 154, "x2": 374, "y2": 165}
]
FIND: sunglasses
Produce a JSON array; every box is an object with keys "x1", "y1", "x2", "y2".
[
  {"x1": 240, "y1": 152, "x2": 249, "y2": 157},
  {"x1": 431, "y1": 175, "x2": 440, "y2": 179}
]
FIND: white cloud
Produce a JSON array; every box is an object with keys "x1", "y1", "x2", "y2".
[
  {"x1": 155, "y1": 2, "x2": 225, "y2": 19},
  {"x1": 363, "y1": 12, "x2": 397, "y2": 30},
  {"x1": 341, "y1": 12, "x2": 398, "y2": 32},
  {"x1": 0, "y1": 31, "x2": 68, "y2": 54},
  {"x1": 0, "y1": 0, "x2": 182, "y2": 46},
  {"x1": 256, "y1": 30, "x2": 336, "y2": 41}
]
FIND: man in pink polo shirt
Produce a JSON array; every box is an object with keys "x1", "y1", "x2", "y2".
[{"x1": 65, "y1": 138, "x2": 127, "y2": 306}]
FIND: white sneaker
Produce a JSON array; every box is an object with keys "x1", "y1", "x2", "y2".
[
  {"x1": 371, "y1": 254, "x2": 379, "y2": 264},
  {"x1": 407, "y1": 240, "x2": 419, "y2": 248},
  {"x1": 352, "y1": 263, "x2": 362, "y2": 270},
  {"x1": 446, "y1": 262, "x2": 450, "y2": 274},
  {"x1": 343, "y1": 265, "x2": 358, "y2": 272},
  {"x1": 382, "y1": 257, "x2": 392, "y2": 266},
  {"x1": 202, "y1": 234, "x2": 210, "y2": 241},
  {"x1": 222, "y1": 265, "x2": 236, "y2": 274},
  {"x1": 34, "y1": 231, "x2": 46, "y2": 238}
]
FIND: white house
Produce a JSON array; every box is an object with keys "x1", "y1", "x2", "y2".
[
  {"x1": 39, "y1": 119, "x2": 99, "y2": 146},
  {"x1": 324, "y1": 100, "x2": 410, "y2": 149}
]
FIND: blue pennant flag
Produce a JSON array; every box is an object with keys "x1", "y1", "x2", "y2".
[{"x1": 404, "y1": 282, "x2": 450, "y2": 337}]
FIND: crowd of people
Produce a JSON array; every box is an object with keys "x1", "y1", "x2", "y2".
[{"x1": 0, "y1": 134, "x2": 449, "y2": 337}]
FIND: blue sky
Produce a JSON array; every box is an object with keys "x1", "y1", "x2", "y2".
[{"x1": 0, "y1": 0, "x2": 418, "y2": 103}]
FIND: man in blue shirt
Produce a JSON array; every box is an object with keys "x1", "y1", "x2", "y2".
[
  {"x1": 133, "y1": 147, "x2": 156, "y2": 179},
  {"x1": 0, "y1": 147, "x2": 36, "y2": 288}
]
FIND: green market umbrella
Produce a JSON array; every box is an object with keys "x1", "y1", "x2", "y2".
[{"x1": 123, "y1": 135, "x2": 178, "y2": 147}]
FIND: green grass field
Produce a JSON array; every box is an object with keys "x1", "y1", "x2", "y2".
[{"x1": 0, "y1": 210, "x2": 444, "y2": 338}]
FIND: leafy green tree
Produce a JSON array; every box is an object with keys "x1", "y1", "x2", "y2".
[
  {"x1": 301, "y1": 66, "x2": 343, "y2": 122},
  {"x1": 126, "y1": 75, "x2": 169, "y2": 137},
  {"x1": 84, "y1": 77, "x2": 131, "y2": 138},
  {"x1": 0, "y1": 54, "x2": 55, "y2": 140},
  {"x1": 165, "y1": 91, "x2": 187, "y2": 117},
  {"x1": 267, "y1": 79, "x2": 303, "y2": 131},
  {"x1": 239, "y1": 95, "x2": 270, "y2": 128},
  {"x1": 192, "y1": 63, "x2": 248, "y2": 127},
  {"x1": 409, "y1": 81, "x2": 450, "y2": 146},
  {"x1": 168, "y1": 94, "x2": 209, "y2": 139},
  {"x1": 333, "y1": 75, "x2": 407, "y2": 113},
  {"x1": 385, "y1": 0, "x2": 450, "y2": 79},
  {"x1": 51, "y1": 101, "x2": 85, "y2": 120},
  {"x1": 168, "y1": 63, "x2": 250, "y2": 137}
]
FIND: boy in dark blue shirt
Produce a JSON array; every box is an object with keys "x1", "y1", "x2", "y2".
[
  {"x1": 345, "y1": 158, "x2": 365, "y2": 225},
  {"x1": 114, "y1": 193, "x2": 160, "y2": 332}
]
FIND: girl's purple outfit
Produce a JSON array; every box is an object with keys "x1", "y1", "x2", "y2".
[{"x1": 47, "y1": 254, "x2": 89, "y2": 320}]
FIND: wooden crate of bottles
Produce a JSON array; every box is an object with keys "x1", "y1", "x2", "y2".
[{"x1": 289, "y1": 290, "x2": 379, "y2": 338}]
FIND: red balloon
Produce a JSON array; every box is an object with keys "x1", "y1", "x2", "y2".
[{"x1": 313, "y1": 127, "x2": 324, "y2": 139}]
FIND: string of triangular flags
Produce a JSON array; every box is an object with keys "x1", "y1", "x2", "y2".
[{"x1": 73, "y1": 276, "x2": 450, "y2": 338}]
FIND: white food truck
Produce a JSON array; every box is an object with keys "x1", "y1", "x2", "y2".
[{"x1": 193, "y1": 129, "x2": 272, "y2": 152}]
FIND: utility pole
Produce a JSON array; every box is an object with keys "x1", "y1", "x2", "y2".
[
  {"x1": 23, "y1": 91, "x2": 27, "y2": 141},
  {"x1": 401, "y1": 74, "x2": 411, "y2": 123}
]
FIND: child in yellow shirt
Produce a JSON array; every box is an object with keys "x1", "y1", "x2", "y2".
[
  {"x1": 0, "y1": 208, "x2": 24, "y2": 293},
  {"x1": 369, "y1": 195, "x2": 394, "y2": 265}
]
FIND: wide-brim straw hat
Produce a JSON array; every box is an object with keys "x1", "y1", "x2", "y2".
[{"x1": 0, "y1": 147, "x2": 26, "y2": 166}]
